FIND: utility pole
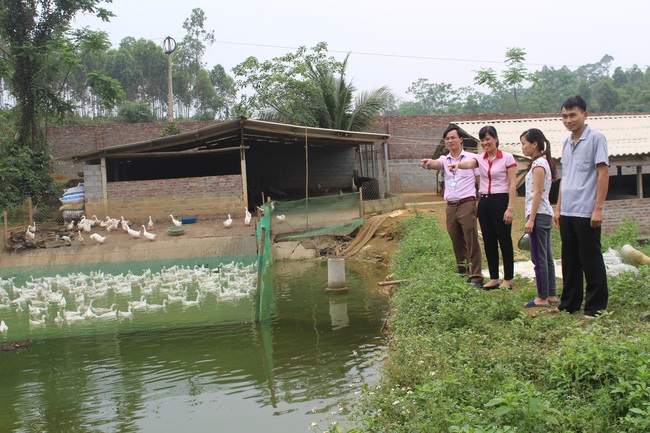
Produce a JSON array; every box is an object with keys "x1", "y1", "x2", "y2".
[{"x1": 163, "y1": 36, "x2": 177, "y2": 123}]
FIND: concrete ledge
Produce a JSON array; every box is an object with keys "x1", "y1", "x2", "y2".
[{"x1": 273, "y1": 241, "x2": 319, "y2": 260}]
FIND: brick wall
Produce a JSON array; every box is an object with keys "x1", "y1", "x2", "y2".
[
  {"x1": 371, "y1": 114, "x2": 555, "y2": 193},
  {"x1": 48, "y1": 120, "x2": 218, "y2": 159},
  {"x1": 603, "y1": 198, "x2": 650, "y2": 235},
  {"x1": 371, "y1": 113, "x2": 555, "y2": 160},
  {"x1": 83, "y1": 167, "x2": 243, "y2": 221},
  {"x1": 389, "y1": 159, "x2": 439, "y2": 192}
]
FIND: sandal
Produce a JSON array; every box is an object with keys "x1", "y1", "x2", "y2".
[{"x1": 524, "y1": 299, "x2": 550, "y2": 308}]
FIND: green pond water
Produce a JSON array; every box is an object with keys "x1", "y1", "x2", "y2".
[{"x1": 0, "y1": 257, "x2": 389, "y2": 432}]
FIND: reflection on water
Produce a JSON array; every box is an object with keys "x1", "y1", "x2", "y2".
[{"x1": 0, "y1": 259, "x2": 389, "y2": 432}]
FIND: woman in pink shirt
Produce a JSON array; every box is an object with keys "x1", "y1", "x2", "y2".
[{"x1": 450, "y1": 126, "x2": 517, "y2": 289}]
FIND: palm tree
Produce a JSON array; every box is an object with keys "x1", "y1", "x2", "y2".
[
  {"x1": 259, "y1": 54, "x2": 392, "y2": 132},
  {"x1": 306, "y1": 54, "x2": 391, "y2": 131}
]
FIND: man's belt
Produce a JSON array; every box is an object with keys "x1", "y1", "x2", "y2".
[{"x1": 447, "y1": 196, "x2": 477, "y2": 206}]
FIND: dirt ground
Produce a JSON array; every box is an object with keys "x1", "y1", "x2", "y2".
[
  {"x1": 349, "y1": 193, "x2": 529, "y2": 266},
  {"x1": 1, "y1": 193, "x2": 529, "y2": 269}
]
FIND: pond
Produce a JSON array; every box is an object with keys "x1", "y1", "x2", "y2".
[{"x1": 0, "y1": 258, "x2": 390, "y2": 432}]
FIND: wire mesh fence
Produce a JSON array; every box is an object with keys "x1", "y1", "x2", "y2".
[{"x1": 3, "y1": 197, "x2": 65, "y2": 251}]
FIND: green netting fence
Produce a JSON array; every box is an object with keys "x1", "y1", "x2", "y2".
[{"x1": 254, "y1": 192, "x2": 364, "y2": 321}]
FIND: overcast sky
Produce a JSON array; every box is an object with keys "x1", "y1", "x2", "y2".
[{"x1": 75, "y1": 0, "x2": 648, "y2": 102}]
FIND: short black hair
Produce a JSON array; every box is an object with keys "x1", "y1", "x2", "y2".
[
  {"x1": 478, "y1": 125, "x2": 499, "y2": 147},
  {"x1": 443, "y1": 125, "x2": 464, "y2": 139},
  {"x1": 562, "y1": 95, "x2": 587, "y2": 112}
]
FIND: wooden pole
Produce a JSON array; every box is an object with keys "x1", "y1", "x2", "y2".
[
  {"x1": 100, "y1": 158, "x2": 108, "y2": 216},
  {"x1": 377, "y1": 280, "x2": 406, "y2": 286},
  {"x1": 359, "y1": 186, "x2": 364, "y2": 217},
  {"x1": 2, "y1": 211, "x2": 7, "y2": 250},
  {"x1": 305, "y1": 129, "x2": 309, "y2": 230},
  {"x1": 240, "y1": 129, "x2": 249, "y2": 209},
  {"x1": 255, "y1": 226, "x2": 267, "y2": 322},
  {"x1": 167, "y1": 53, "x2": 173, "y2": 122},
  {"x1": 27, "y1": 197, "x2": 33, "y2": 226}
]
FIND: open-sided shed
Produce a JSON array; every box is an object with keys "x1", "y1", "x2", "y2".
[{"x1": 63, "y1": 118, "x2": 390, "y2": 221}]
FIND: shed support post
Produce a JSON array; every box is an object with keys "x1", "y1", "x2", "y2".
[{"x1": 101, "y1": 157, "x2": 108, "y2": 216}]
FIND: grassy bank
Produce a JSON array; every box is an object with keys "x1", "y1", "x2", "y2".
[{"x1": 344, "y1": 214, "x2": 650, "y2": 432}]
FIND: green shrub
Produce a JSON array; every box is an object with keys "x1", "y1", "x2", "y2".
[
  {"x1": 346, "y1": 214, "x2": 650, "y2": 433},
  {"x1": 161, "y1": 123, "x2": 182, "y2": 136},
  {"x1": 603, "y1": 218, "x2": 639, "y2": 252},
  {"x1": 118, "y1": 101, "x2": 156, "y2": 123}
]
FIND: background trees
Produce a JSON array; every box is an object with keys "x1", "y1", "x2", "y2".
[
  {"x1": 0, "y1": 0, "x2": 114, "y2": 149},
  {"x1": 2, "y1": 4, "x2": 648, "y2": 133},
  {"x1": 232, "y1": 43, "x2": 392, "y2": 130},
  {"x1": 393, "y1": 50, "x2": 650, "y2": 115}
]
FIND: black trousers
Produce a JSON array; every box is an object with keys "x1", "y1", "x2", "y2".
[
  {"x1": 559, "y1": 216, "x2": 608, "y2": 316},
  {"x1": 477, "y1": 193, "x2": 514, "y2": 280}
]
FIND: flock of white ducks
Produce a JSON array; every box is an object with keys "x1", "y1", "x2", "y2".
[
  {"x1": 0, "y1": 262, "x2": 257, "y2": 335},
  {"x1": 22, "y1": 208, "x2": 260, "y2": 249}
]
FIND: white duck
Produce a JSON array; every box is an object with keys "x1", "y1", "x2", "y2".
[
  {"x1": 181, "y1": 292, "x2": 201, "y2": 308},
  {"x1": 25, "y1": 227, "x2": 36, "y2": 240},
  {"x1": 58, "y1": 234, "x2": 73, "y2": 245},
  {"x1": 170, "y1": 214, "x2": 182, "y2": 227},
  {"x1": 66, "y1": 220, "x2": 75, "y2": 230},
  {"x1": 28, "y1": 221, "x2": 36, "y2": 233},
  {"x1": 29, "y1": 314, "x2": 46, "y2": 327},
  {"x1": 130, "y1": 296, "x2": 148, "y2": 311},
  {"x1": 76, "y1": 231, "x2": 85, "y2": 247},
  {"x1": 83, "y1": 307, "x2": 97, "y2": 320},
  {"x1": 351, "y1": 177, "x2": 359, "y2": 192},
  {"x1": 99, "y1": 216, "x2": 111, "y2": 229},
  {"x1": 147, "y1": 216, "x2": 155, "y2": 232},
  {"x1": 117, "y1": 305, "x2": 133, "y2": 319},
  {"x1": 223, "y1": 214, "x2": 233, "y2": 228},
  {"x1": 89, "y1": 233, "x2": 106, "y2": 245},
  {"x1": 146, "y1": 299, "x2": 168, "y2": 312},
  {"x1": 244, "y1": 208, "x2": 252, "y2": 226},
  {"x1": 77, "y1": 218, "x2": 92, "y2": 233},
  {"x1": 54, "y1": 311, "x2": 64, "y2": 324},
  {"x1": 108, "y1": 218, "x2": 120, "y2": 232},
  {"x1": 96, "y1": 309, "x2": 117, "y2": 320},
  {"x1": 142, "y1": 225, "x2": 156, "y2": 241},
  {"x1": 0, "y1": 319, "x2": 8, "y2": 335},
  {"x1": 167, "y1": 293, "x2": 184, "y2": 304},
  {"x1": 276, "y1": 214, "x2": 286, "y2": 222},
  {"x1": 89, "y1": 300, "x2": 116, "y2": 315},
  {"x1": 126, "y1": 224, "x2": 141, "y2": 239}
]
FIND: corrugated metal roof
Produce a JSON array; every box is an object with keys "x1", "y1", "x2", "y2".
[
  {"x1": 451, "y1": 115, "x2": 650, "y2": 161},
  {"x1": 64, "y1": 117, "x2": 391, "y2": 162}
]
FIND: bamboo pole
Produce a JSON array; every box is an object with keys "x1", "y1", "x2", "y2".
[
  {"x1": 27, "y1": 197, "x2": 33, "y2": 226},
  {"x1": 359, "y1": 186, "x2": 364, "y2": 216},
  {"x1": 240, "y1": 130, "x2": 249, "y2": 210},
  {"x1": 305, "y1": 129, "x2": 309, "y2": 231},
  {"x1": 255, "y1": 226, "x2": 267, "y2": 322},
  {"x1": 377, "y1": 280, "x2": 406, "y2": 286},
  {"x1": 3, "y1": 211, "x2": 7, "y2": 250},
  {"x1": 100, "y1": 157, "x2": 108, "y2": 216}
]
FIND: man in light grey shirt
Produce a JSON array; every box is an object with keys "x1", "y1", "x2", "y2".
[{"x1": 551, "y1": 95, "x2": 609, "y2": 319}]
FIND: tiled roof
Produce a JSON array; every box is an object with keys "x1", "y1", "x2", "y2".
[{"x1": 451, "y1": 115, "x2": 650, "y2": 161}]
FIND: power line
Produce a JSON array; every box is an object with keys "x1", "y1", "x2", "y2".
[{"x1": 213, "y1": 40, "x2": 583, "y2": 69}]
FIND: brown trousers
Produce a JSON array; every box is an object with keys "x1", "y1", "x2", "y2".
[{"x1": 446, "y1": 200, "x2": 483, "y2": 283}]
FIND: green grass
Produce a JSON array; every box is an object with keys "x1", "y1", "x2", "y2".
[{"x1": 341, "y1": 214, "x2": 650, "y2": 433}]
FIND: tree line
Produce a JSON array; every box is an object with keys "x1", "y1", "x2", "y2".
[
  {"x1": 392, "y1": 48, "x2": 650, "y2": 116},
  {"x1": 0, "y1": 1, "x2": 648, "y2": 211}
]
